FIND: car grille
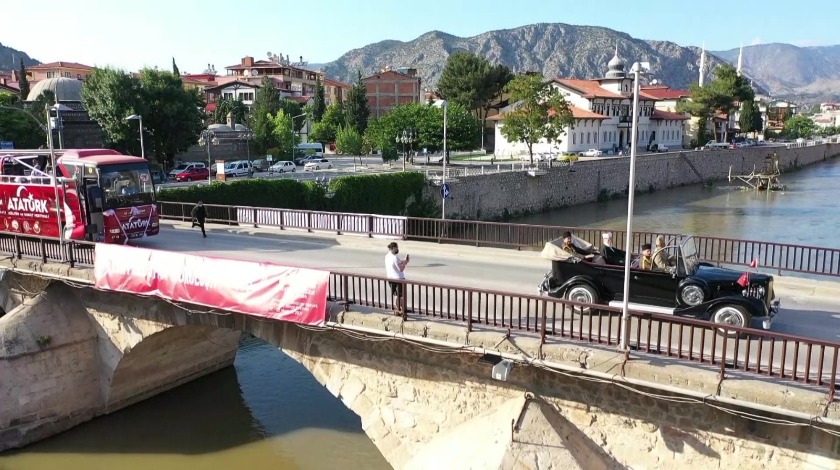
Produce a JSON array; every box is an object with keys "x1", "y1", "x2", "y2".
[{"x1": 745, "y1": 280, "x2": 773, "y2": 307}]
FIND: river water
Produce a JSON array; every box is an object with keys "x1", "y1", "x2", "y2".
[{"x1": 2, "y1": 158, "x2": 839, "y2": 470}]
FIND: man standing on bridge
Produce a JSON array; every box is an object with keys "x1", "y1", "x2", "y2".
[
  {"x1": 385, "y1": 242, "x2": 410, "y2": 317},
  {"x1": 191, "y1": 201, "x2": 207, "y2": 238}
]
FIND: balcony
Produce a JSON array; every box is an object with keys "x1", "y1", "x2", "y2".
[{"x1": 617, "y1": 115, "x2": 632, "y2": 127}]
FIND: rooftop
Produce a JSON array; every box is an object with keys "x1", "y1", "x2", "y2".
[
  {"x1": 552, "y1": 78, "x2": 624, "y2": 99},
  {"x1": 640, "y1": 85, "x2": 691, "y2": 100},
  {"x1": 487, "y1": 105, "x2": 609, "y2": 121},
  {"x1": 650, "y1": 109, "x2": 690, "y2": 121},
  {"x1": 28, "y1": 61, "x2": 93, "y2": 71}
]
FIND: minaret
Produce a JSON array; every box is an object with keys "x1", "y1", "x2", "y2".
[
  {"x1": 737, "y1": 43, "x2": 744, "y2": 76},
  {"x1": 699, "y1": 42, "x2": 706, "y2": 87}
]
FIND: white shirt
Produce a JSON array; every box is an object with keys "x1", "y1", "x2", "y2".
[{"x1": 385, "y1": 252, "x2": 405, "y2": 280}]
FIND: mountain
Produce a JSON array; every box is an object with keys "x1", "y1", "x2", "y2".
[
  {"x1": 712, "y1": 43, "x2": 840, "y2": 103},
  {"x1": 321, "y1": 23, "x2": 727, "y2": 93},
  {"x1": 0, "y1": 42, "x2": 39, "y2": 73}
]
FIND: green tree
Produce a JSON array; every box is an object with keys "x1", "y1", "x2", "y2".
[
  {"x1": 783, "y1": 115, "x2": 817, "y2": 139},
  {"x1": 250, "y1": 75, "x2": 282, "y2": 153},
  {"x1": 81, "y1": 67, "x2": 144, "y2": 154},
  {"x1": 820, "y1": 125, "x2": 838, "y2": 137},
  {"x1": 0, "y1": 93, "x2": 46, "y2": 148},
  {"x1": 335, "y1": 125, "x2": 364, "y2": 156},
  {"x1": 310, "y1": 102, "x2": 345, "y2": 142},
  {"x1": 18, "y1": 58, "x2": 29, "y2": 102},
  {"x1": 679, "y1": 64, "x2": 754, "y2": 142},
  {"x1": 345, "y1": 71, "x2": 370, "y2": 134},
  {"x1": 437, "y1": 52, "x2": 513, "y2": 148},
  {"x1": 211, "y1": 96, "x2": 248, "y2": 125},
  {"x1": 138, "y1": 68, "x2": 204, "y2": 165},
  {"x1": 312, "y1": 77, "x2": 326, "y2": 122},
  {"x1": 271, "y1": 109, "x2": 298, "y2": 159},
  {"x1": 172, "y1": 58, "x2": 180, "y2": 77},
  {"x1": 278, "y1": 99, "x2": 305, "y2": 132},
  {"x1": 499, "y1": 73, "x2": 574, "y2": 164},
  {"x1": 739, "y1": 99, "x2": 763, "y2": 136}
]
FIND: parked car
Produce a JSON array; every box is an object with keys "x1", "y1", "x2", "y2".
[
  {"x1": 304, "y1": 159, "x2": 332, "y2": 171},
  {"x1": 224, "y1": 160, "x2": 253, "y2": 177},
  {"x1": 175, "y1": 167, "x2": 210, "y2": 182},
  {"x1": 294, "y1": 155, "x2": 322, "y2": 166},
  {"x1": 149, "y1": 164, "x2": 167, "y2": 184},
  {"x1": 703, "y1": 141, "x2": 731, "y2": 150},
  {"x1": 168, "y1": 162, "x2": 206, "y2": 179},
  {"x1": 649, "y1": 144, "x2": 669, "y2": 152},
  {"x1": 538, "y1": 235, "x2": 780, "y2": 336},
  {"x1": 581, "y1": 149, "x2": 603, "y2": 157},
  {"x1": 269, "y1": 161, "x2": 296, "y2": 173},
  {"x1": 251, "y1": 159, "x2": 269, "y2": 171}
]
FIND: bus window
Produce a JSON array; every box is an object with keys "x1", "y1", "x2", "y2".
[{"x1": 99, "y1": 162, "x2": 155, "y2": 210}]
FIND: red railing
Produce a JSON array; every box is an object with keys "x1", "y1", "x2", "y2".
[{"x1": 158, "y1": 201, "x2": 840, "y2": 279}]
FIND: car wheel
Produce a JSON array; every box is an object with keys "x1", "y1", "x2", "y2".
[
  {"x1": 712, "y1": 304, "x2": 751, "y2": 338},
  {"x1": 292, "y1": 168, "x2": 296, "y2": 172},
  {"x1": 564, "y1": 284, "x2": 599, "y2": 314}
]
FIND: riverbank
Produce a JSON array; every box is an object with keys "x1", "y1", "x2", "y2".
[{"x1": 433, "y1": 142, "x2": 840, "y2": 221}]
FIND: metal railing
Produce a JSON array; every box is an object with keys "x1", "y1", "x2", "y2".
[
  {"x1": 157, "y1": 201, "x2": 840, "y2": 279},
  {"x1": 0, "y1": 230, "x2": 835, "y2": 399},
  {"x1": 328, "y1": 271, "x2": 839, "y2": 399}
]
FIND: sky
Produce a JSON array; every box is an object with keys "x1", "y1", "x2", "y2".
[{"x1": 2, "y1": 0, "x2": 838, "y2": 74}]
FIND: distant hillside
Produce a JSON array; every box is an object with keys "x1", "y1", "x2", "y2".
[
  {"x1": 0, "y1": 42, "x2": 38, "y2": 73},
  {"x1": 712, "y1": 43, "x2": 840, "y2": 103},
  {"x1": 321, "y1": 23, "x2": 726, "y2": 93}
]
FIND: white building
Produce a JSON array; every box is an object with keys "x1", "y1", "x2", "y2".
[{"x1": 492, "y1": 49, "x2": 689, "y2": 157}]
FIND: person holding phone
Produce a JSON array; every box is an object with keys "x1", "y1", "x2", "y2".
[{"x1": 385, "y1": 242, "x2": 410, "y2": 316}]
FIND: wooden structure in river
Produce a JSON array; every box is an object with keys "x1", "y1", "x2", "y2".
[{"x1": 728, "y1": 154, "x2": 786, "y2": 191}]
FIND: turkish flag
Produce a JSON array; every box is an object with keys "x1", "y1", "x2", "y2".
[
  {"x1": 737, "y1": 272, "x2": 750, "y2": 287},
  {"x1": 749, "y1": 258, "x2": 759, "y2": 269}
]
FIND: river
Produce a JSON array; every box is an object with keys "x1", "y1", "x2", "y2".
[{"x1": 2, "y1": 158, "x2": 838, "y2": 470}]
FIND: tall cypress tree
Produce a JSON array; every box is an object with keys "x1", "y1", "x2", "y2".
[
  {"x1": 312, "y1": 76, "x2": 326, "y2": 122},
  {"x1": 172, "y1": 58, "x2": 180, "y2": 77},
  {"x1": 251, "y1": 75, "x2": 282, "y2": 153},
  {"x1": 18, "y1": 58, "x2": 30, "y2": 101},
  {"x1": 345, "y1": 71, "x2": 370, "y2": 135}
]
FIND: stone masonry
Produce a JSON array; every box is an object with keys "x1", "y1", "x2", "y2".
[{"x1": 436, "y1": 144, "x2": 840, "y2": 220}]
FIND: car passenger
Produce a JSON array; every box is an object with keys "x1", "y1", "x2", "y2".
[
  {"x1": 561, "y1": 231, "x2": 596, "y2": 262},
  {"x1": 631, "y1": 243, "x2": 653, "y2": 270},
  {"x1": 600, "y1": 232, "x2": 624, "y2": 265}
]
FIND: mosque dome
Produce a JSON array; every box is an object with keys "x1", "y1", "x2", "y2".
[
  {"x1": 27, "y1": 77, "x2": 83, "y2": 102},
  {"x1": 605, "y1": 46, "x2": 626, "y2": 79}
]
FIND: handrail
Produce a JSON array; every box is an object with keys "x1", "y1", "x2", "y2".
[
  {"x1": 157, "y1": 201, "x2": 840, "y2": 279},
  {"x1": 0, "y1": 231, "x2": 836, "y2": 395}
]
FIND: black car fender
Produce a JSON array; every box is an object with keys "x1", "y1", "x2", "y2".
[
  {"x1": 557, "y1": 276, "x2": 601, "y2": 299},
  {"x1": 677, "y1": 295, "x2": 768, "y2": 320}
]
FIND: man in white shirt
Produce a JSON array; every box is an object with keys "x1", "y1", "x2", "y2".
[{"x1": 385, "y1": 242, "x2": 410, "y2": 316}]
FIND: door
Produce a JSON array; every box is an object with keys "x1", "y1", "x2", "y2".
[
  {"x1": 627, "y1": 268, "x2": 680, "y2": 307},
  {"x1": 83, "y1": 176, "x2": 105, "y2": 241}
]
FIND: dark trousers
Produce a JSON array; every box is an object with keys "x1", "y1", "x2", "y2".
[{"x1": 192, "y1": 220, "x2": 206, "y2": 236}]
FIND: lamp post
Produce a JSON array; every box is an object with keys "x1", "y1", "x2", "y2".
[
  {"x1": 53, "y1": 105, "x2": 65, "y2": 149},
  {"x1": 619, "y1": 61, "x2": 650, "y2": 351},
  {"x1": 433, "y1": 99, "x2": 448, "y2": 219},
  {"x1": 242, "y1": 131, "x2": 253, "y2": 176},
  {"x1": 200, "y1": 129, "x2": 217, "y2": 183},
  {"x1": 125, "y1": 114, "x2": 145, "y2": 159},
  {"x1": 396, "y1": 129, "x2": 416, "y2": 171}
]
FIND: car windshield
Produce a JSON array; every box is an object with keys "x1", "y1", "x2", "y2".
[
  {"x1": 679, "y1": 236, "x2": 700, "y2": 275},
  {"x1": 99, "y1": 163, "x2": 156, "y2": 210}
]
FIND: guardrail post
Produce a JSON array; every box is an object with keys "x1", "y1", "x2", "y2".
[
  {"x1": 336, "y1": 214, "x2": 342, "y2": 235},
  {"x1": 253, "y1": 208, "x2": 258, "y2": 228},
  {"x1": 307, "y1": 212, "x2": 313, "y2": 233},
  {"x1": 368, "y1": 215, "x2": 374, "y2": 238},
  {"x1": 228, "y1": 206, "x2": 234, "y2": 226},
  {"x1": 540, "y1": 299, "x2": 547, "y2": 345},
  {"x1": 68, "y1": 242, "x2": 76, "y2": 268},
  {"x1": 180, "y1": 203, "x2": 186, "y2": 221},
  {"x1": 401, "y1": 282, "x2": 408, "y2": 321},
  {"x1": 40, "y1": 239, "x2": 47, "y2": 263},
  {"x1": 466, "y1": 290, "x2": 473, "y2": 333}
]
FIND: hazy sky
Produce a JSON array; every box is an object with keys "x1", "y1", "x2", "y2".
[{"x1": 2, "y1": 0, "x2": 837, "y2": 74}]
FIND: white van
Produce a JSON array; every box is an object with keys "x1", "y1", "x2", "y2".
[
  {"x1": 703, "y1": 141, "x2": 731, "y2": 150},
  {"x1": 295, "y1": 143, "x2": 324, "y2": 157},
  {"x1": 168, "y1": 162, "x2": 206, "y2": 179},
  {"x1": 223, "y1": 160, "x2": 253, "y2": 177}
]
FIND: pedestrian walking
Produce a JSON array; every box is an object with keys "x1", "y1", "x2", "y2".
[
  {"x1": 191, "y1": 200, "x2": 207, "y2": 238},
  {"x1": 384, "y1": 242, "x2": 410, "y2": 316}
]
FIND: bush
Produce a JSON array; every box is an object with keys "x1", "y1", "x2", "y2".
[
  {"x1": 158, "y1": 178, "x2": 326, "y2": 210},
  {"x1": 328, "y1": 172, "x2": 427, "y2": 216},
  {"x1": 557, "y1": 154, "x2": 579, "y2": 162}
]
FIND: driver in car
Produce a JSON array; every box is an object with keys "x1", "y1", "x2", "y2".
[
  {"x1": 561, "y1": 231, "x2": 596, "y2": 262},
  {"x1": 652, "y1": 236, "x2": 675, "y2": 271}
]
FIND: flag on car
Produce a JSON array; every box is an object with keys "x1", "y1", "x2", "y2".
[
  {"x1": 737, "y1": 271, "x2": 750, "y2": 288},
  {"x1": 749, "y1": 258, "x2": 759, "y2": 269}
]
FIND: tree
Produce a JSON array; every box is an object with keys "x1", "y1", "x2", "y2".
[
  {"x1": 81, "y1": 67, "x2": 144, "y2": 154},
  {"x1": 18, "y1": 58, "x2": 30, "y2": 102},
  {"x1": 278, "y1": 99, "x2": 305, "y2": 132},
  {"x1": 335, "y1": 126, "x2": 364, "y2": 156},
  {"x1": 783, "y1": 115, "x2": 817, "y2": 140},
  {"x1": 312, "y1": 77, "x2": 326, "y2": 122},
  {"x1": 172, "y1": 58, "x2": 180, "y2": 77},
  {"x1": 820, "y1": 125, "x2": 838, "y2": 137},
  {"x1": 211, "y1": 97, "x2": 248, "y2": 125},
  {"x1": 739, "y1": 99, "x2": 763, "y2": 136},
  {"x1": 679, "y1": 64, "x2": 754, "y2": 142},
  {"x1": 310, "y1": 102, "x2": 345, "y2": 143},
  {"x1": 270, "y1": 110, "x2": 298, "y2": 159},
  {"x1": 0, "y1": 93, "x2": 46, "y2": 148},
  {"x1": 345, "y1": 71, "x2": 370, "y2": 134},
  {"x1": 437, "y1": 52, "x2": 513, "y2": 148},
  {"x1": 250, "y1": 75, "x2": 281, "y2": 153},
  {"x1": 499, "y1": 73, "x2": 574, "y2": 164}
]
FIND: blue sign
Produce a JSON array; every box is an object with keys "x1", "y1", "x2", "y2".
[
  {"x1": 0, "y1": 141, "x2": 13, "y2": 150},
  {"x1": 440, "y1": 183, "x2": 451, "y2": 199}
]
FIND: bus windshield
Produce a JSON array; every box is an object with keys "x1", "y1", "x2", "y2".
[{"x1": 99, "y1": 162, "x2": 156, "y2": 210}]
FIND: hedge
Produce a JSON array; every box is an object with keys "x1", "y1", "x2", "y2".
[{"x1": 157, "y1": 172, "x2": 432, "y2": 216}]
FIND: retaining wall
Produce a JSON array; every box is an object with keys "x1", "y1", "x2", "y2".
[{"x1": 434, "y1": 144, "x2": 840, "y2": 220}]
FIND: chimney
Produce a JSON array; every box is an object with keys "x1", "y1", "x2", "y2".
[
  {"x1": 242, "y1": 56, "x2": 254, "y2": 67},
  {"x1": 299, "y1": 56, "x2": 303, "y2": 64}
]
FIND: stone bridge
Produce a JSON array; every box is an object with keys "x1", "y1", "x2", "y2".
[{"x1": 2, "y1": 264, "x2": 840, "y2": 469}]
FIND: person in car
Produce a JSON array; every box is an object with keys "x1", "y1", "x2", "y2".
[
  {"x1": 600, "y1": 232, "x2": 625, "y2": 265},
  {"x1": 652, "y1": 236, "x2": 675, "y2": 270},
  {"x1": 561, "y1": 231, "x2": 596, "y2": 262},
  {"x1": 631, "y1": 243, "x2": 653, "y2": 270}
]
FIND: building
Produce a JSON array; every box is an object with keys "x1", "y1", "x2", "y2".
[
  {"x1": 0, "y1": 71, "x2": 18, "y2": 94},
  {"x1": 203, "y1": 80, "x2": 260, "y2": 112},
  {"x1": 181, "y1": 73, "x2": 218, "y2": 92},
  {"x1": 363, "y1": 67, "x2": 422, "y2": 118},
  {"x1": 491, "y1": 49, "x2": 688, "y2": 157},
  {"x1": 224, "y1": 55, "x2": 323, "y2": 97},
  {"x1": 18, "y1": 61, "x2": 94, "y2": 82},
  {"x1": 25, "y1": 77, "x2": 102, "y2": 148},
  {"x1": 323, "y1": 78, "x2": 350, "y2": 105},
  {"x1": 761, "y1": 99, "x2": 798, "y2": 133},
  {"x1": 640, "y1": 85, "x2": 694, "y2": 146}
]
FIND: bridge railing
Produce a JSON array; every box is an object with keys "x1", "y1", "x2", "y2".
[
  {"x1": 329, "y1": 271, "x2": 839, "y2": 397},
  {"x1": 0, "y1": 233, "x2": 95, "y2": 267}
]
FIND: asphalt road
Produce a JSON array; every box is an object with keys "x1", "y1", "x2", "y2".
[{"x1": 131, "y1": 223, "x2": 840, "y2": 381}]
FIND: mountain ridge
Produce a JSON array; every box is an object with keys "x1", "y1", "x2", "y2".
[{"x1": 0, "y1": 42, "x2": 39, "y2": 74}]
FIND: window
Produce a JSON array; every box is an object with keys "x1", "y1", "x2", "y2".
[
  {"x1": 603, "y1": 131, "x2": 607, "y2": 142},
  {"x1": 46, "y1": 71, "x2": 56, "y2": 78},
  {"x1": 586, "y1": 132, "x2": 590, "y2": 144},
  {"x1": 573, "y1": 133, "x2": 576, "y2": 145},
  {"x1": 595, "y1": 132, "x2": 598, "y2": 143}
]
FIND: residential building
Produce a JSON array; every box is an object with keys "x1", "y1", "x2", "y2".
[
  {"x1": 203, "y1": 80, "x2": 260, "y2": 113},
  {"x1": 323, "y1": 78, "x2": 350, "y2": 105},
  {"x1": 17, "y1": 61, "x2": 94, "y2": 82},
  {"x1": 181, "y1": 73, "x2": 218, "y2": 92},
  {"x1": 762, "y1": 99, "x2": 798, "y2": 133},
  {"x1": 225, "y1": 55, "x2": 323, "y2": 97},
  {"x1": 492, "y1": 49, "x2": 688, "y2": 157},
  {"x1": 363, "y1": 67, "x2": 422, "y2": 118},
  {"x1": 640, "y1": 85, "x2": 692, "y2": 146},
  {"x1": 0, "y1": 71, "x2": 18, "y2": 94}
]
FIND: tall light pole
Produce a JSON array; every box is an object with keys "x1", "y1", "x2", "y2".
[
  {"x1": 433, "y1": 99, "x2": 448, "y2": 219},
  {"x1": 396, "y1": 129, "x2": 416, "y2": 172},
  {"x1": 619, "y1": 62, "x2": 650, "y2": 351},
  {"x1": 200, "y1": 129, "x2": 217, "y2": 183},
  {"x1": 125, "y1": 114, "x2": 145, "y2": 159}
]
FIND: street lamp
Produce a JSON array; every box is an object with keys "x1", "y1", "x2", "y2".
[
  {"x1": 241, "y1": 131, "x2": 253, "y2": 175},
  {"x1": 432, "y1": 99, "x2": 448, "y2": 219},
  {"x1": 619, "y1": 61, "x2": 651, "y2": 351},
  {"x1": 125, "y1": 114, "x2": 145, "y2": 159},
  {"x1": 396, "y1": 128, "x2": 416, "y2": 171},
  {"x1": 199, "y1": 129, "x2": 218, "y2": 183}
]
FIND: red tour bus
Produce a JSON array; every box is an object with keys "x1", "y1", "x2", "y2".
[{"x1": 0, "y1": 149, "x2": 159, "y2": 243}]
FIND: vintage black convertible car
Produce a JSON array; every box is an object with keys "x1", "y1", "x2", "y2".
[{"x1": 538, "y1": 235, "x2": 781, "y2": 334}]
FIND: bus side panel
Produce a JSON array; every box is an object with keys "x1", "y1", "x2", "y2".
[{"x1": 0, "y1": 182, "x2": 62, "y2": 238}]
